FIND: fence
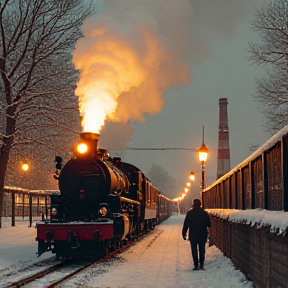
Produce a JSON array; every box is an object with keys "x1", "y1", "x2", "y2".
[
  {"x1": 209, "y1": 214, "x2": 288, "y2": 288},
  {"x1": 1, "y1": 186, "x2": 58, "y2": 228}
]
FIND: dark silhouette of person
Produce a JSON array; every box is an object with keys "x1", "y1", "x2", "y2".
[{"x1": 182, "y1": 198, "x2": 211, "y2": 270}]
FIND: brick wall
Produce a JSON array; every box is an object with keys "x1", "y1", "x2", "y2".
[{"x1": 209, "y1": 215, "x2": 288, "y2": 288}]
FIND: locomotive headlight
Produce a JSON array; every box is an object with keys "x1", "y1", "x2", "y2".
[
  {"x1": 99, "y1": 206, "x2": 108, "y2": 217},
  {"x1": 51, "y1": 207, "x2": 57, "y2": 216},
  {"x1": 77, "y1": 143, "x2": 88, "y2": 154}
]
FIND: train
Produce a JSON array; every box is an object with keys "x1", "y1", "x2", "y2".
[
  {"x1": 203, "y1": 125, "x2": 288, "y2": 212},
  {"x1": 36, "y1": 132, "x2": 173, "y2": 259}
]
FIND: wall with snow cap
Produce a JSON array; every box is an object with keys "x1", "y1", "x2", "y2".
[
  {"x1": 207, "y1": 208, "x2": 288, "y2": 235},
  {"x1": 208, "y1": 210, "x2": 288, "y2": 288}
]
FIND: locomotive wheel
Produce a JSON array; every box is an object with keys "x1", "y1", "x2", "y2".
[{"x1": 102, "y1": 240, "x2": 109, "y2": 256}]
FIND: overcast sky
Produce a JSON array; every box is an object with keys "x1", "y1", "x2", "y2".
[{"x1": 83, "y1": 0, "x2": 271, "y2": 198}]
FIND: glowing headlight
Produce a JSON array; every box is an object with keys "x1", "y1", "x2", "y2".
[
  {"x1": 99, "y1": 207, "x2": 108, "y2": 217},
  {"x1": 77, "y1": 143, "x2": 88, "y2": 154},
  {"x1": 51, "y1": 208, "x2": 57, "y2": 216}
]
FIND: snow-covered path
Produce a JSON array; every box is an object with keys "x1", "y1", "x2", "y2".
[
  {"x1": 63, "y1": 215, "x2": 253, "y2": 288},
  {"x1": 0, "y1": 215, "x2": 253, "y2": 288}
]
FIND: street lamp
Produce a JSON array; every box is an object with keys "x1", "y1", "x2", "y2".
[
  {"x1": 197, "y1": 126, "x2": 209, "y2": 192},
  {"x1": 21, "y1": 163, "x2": 29, "y2": 172},
  {"x1": 176, "y1": 171, "x2": 196, "y2": 215},
  {"x1": 189, "y1": 171, "x2": 195, "y2": 182},
  {"x1": 20, "y1": 162, "x2": 30, "y2": 189}
]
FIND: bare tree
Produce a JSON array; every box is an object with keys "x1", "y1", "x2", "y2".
[
  {"x1": 0, "y1": 0, "x2": 96, "y2": 226},
  {"x1": 147, "y1": 163, "x2": 178, "y2": 199},
  {"x1": 248, "y1": 0, "x2": 288, "y2": 134}
]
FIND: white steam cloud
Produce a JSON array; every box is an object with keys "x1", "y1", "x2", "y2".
[{"x1": 73, "y1": 0, "x2": 193, "y2": 137}]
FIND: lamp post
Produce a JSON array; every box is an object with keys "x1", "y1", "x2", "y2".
[{"x1": 197, "y1": 126, "x2": 209, "y2": 199}]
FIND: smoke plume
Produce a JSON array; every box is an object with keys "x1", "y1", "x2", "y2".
[{"x1": 73, "y1": 0, "x2": 193, "y2": 136}]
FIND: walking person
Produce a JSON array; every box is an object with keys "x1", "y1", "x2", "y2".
[{"x1": 182, "y1": 198, "x2": 211, "y2": 271}]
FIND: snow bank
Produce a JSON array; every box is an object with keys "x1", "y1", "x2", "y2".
[{"x1": 207, "y1": 209, "x2": 288, "y2": 235}]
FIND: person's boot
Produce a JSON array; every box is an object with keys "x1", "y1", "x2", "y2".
[
  {"x1": 199, "y1": 263, "x2": 204, "y2": 270},
  {"x1": 193, "y1": 266, "x2": 198, "y2": 271}
]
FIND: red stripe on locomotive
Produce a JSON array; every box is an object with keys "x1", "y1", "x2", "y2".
[{"x1": 36, "y1": 222, "x2": 113, "y2": 241}]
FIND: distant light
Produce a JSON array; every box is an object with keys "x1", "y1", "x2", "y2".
[
  {"x1": 22, "y1": 163, "x2": 29, "y2": 171},
  {"x1": 189, "y1": 171, "x2": 195, "y2": 181}
]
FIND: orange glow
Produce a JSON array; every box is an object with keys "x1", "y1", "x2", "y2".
[
  {"x1": 189, "y1": 171, "x2": 195, "y2": 181},
  {"x1": 197, "y1": 143, "x2": 209, "y2": 163},
  {"x1": 77, "y1": 143, "x2": 88, "y2": 154},
  {"x1": 22, "y1": 163, "x2": 29, "y2": 171},
  {"x1": 72, "y1": 6, "x2": 192, "y2": 134}
]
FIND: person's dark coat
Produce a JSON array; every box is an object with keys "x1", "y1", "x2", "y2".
[{"x1": 182, "y1": 206, "x2": 211, "y2": 242}]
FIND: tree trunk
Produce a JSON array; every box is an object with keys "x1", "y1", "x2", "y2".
[
  {"x1": 0, "y1": 107, "x2": 16, "y2": 228},
  {"x1": 0, "y1": 146, "x2": 12, "y2": 228}
]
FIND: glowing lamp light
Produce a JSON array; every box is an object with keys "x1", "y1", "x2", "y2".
[
  {"x1": 189, "y1": 171, "x2": 195, "y2": 181},
  {"x1": 22, "y1": 163, "x2": 29, "y2": 171},
  {"x1": 197, "y1": 126, "x2": 209, "y2": 193},
  {"x1": 77, "y1": 143, "x2": 88, "y2": 154},
  {"x1": 186, "y1": 182, "x2": 191, "y2": 187},
  {"x1": 197, "y1": 143, "x2": 209, "y2": 164}
]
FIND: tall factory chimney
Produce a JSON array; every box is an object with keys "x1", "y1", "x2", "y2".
[{"x1": 217, "y1": 98, "x2": 230, "y2": 179}]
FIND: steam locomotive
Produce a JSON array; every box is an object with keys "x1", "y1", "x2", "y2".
[{"x1": 36, "y1": 132, "x2": 173, "y2": 258}]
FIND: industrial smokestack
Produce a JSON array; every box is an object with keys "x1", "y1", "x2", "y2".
[{"x1": 217, "y1": 98, "x2": 230, "y2": 179}]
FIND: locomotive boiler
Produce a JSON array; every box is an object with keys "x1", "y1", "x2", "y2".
[{"x1": 36, "y1": 132, "x2": 172, "y2": 259}]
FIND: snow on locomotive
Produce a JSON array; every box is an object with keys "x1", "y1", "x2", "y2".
[{"x1": 36, "y1": 132, "x2": 172, "y2": 258}]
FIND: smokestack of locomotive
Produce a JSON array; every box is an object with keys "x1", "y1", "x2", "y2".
[
  {"x1": 80, "y1": 132, "x2": 99, "y2": 151},
  {"x1": 217, "y1": 98, "x2": 231, "y2": 179}
]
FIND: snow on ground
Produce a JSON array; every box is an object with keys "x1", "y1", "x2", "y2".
[
  {"x1": 0, "y1": 215, "x2": 253, "y2": 288},
  {"x1": 0, "y1": 220, "x2": 53, "y2": 271}
]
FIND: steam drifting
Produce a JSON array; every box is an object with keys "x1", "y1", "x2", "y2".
[{"x1": 73, "y1": 0, "x2": 193, "y2": 134}]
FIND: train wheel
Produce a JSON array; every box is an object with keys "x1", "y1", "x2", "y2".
[
  {"x1": 117, "y1": 241, "x2": 123, "y2": 249},
  {"x1": 102, "y1": 240, "x2": 109, "y2": 256}
]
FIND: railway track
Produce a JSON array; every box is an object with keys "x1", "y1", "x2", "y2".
[
  {"x1": 2, "y1": 236, "x2": 142, "y2": 288},
  {"x1": 2, "y1": 260, "x2": 91, "y2": 288}
]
